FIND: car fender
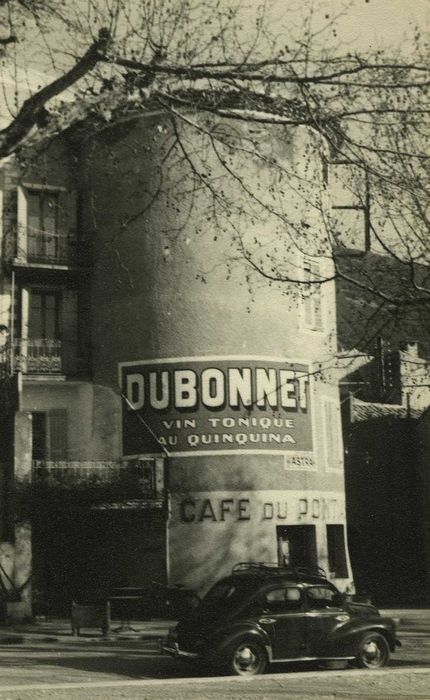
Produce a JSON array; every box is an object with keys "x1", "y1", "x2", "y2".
[
  {"x1": 319, "y1": 618, "x2": 397, "y2": 655},
  {"x1": 207, "y1": 622, "x2": 272, "y2": 658}
]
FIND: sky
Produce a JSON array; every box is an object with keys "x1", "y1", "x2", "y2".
[
  {"x1": 0, "y1": 0, "x2": 429, "y2": 129},
  {"x1": 264, "y1": 0, "x2": 429, "y2": 54},
  {"x1": 325, "y1": 0, "x2": 429, "y2": 52}
]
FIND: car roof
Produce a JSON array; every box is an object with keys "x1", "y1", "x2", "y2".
[
  {"x1": 228, "y1": 572, "x2": 329, "y2": 586},
  {"x1": 223, "y1": 563, "x2": 333, "y2": 588}
]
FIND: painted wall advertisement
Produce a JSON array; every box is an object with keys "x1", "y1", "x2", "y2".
[{"x1": 119, "y1": 357, "x2": 313, "y2": 457}]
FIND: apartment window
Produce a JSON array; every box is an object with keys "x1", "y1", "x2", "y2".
[
  {"x1": 303, "y1": 261, "x2": 323, "y2": 331},
  {"x1": 29, "y1": 290, "x2": 60, "y2": 339},
  {"x1": 32, "y1": 409, "x2": 68, "y2": 460},
  {"x1": 327, "y1": 161, "x2": 370, "y2": 251},
  {"x1": 27, "y1": 189, "x2": 61, "y2": 261},
  {"x1": 322, "y1": 398, "x2": 343, "y2": 471},
  {"x1": 326, "y1": 524, "x2": 348, "y2": 578},
  {"x1": 27, "y1": 190, "x2": 59, "y2": 235}
]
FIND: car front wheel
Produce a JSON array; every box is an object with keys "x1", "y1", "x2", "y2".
[
  {"x1": 220, "y1": 639, "x2": 268, "y2": 676},
  {"x1": 356, "y1": 632, "x2": 390, "y2": 669}
]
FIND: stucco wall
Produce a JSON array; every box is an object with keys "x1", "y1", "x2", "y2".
[
  {"x1": 83, "y1": 115, "x2": 337, "y2": 376},
  {"x1": 81, "y1": 113, "x2": 352, "y2": 591},
  {"x1": 21, "y1": 381, "x2": 121, "y2": 461}
]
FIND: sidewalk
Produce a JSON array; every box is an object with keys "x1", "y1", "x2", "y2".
[
  {"x1": 0, "y1": 617, "x2": 174, "y2": 645},
  {"x1": 0, "y1": 608, "x2": 427, "y2": 647}
]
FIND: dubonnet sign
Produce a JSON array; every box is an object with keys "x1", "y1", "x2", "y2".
[{"x1": 119, "y1": 357, "x2": 313, "y2": 456}]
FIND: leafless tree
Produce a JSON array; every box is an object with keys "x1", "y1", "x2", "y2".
[{"x1": 1, "y1": 0, "x2": 430, "y2": 355}]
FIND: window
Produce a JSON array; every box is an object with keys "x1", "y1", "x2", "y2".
[
  {"x1": 200, "y1": 578, "x2": 260, "y2": 614},
  {"x1": 303, "y1": 261, "x2": 323, "y2": 331},
  {"x1": 264, "y1": 586, "x2": 303, "y2": 612},
  {"x1": 27, "y1": 190, "x2": 59, "y2": 235},
  {"x1": 322, "y1": 398, "x2": 343, "y2": 471},
  {"x1": 327, "y1": 525, "x2": 349, "y2": 578},
  {"x1": 27, "y1": 190, "x2": 60, "y2": 262},
  {"x1": 32, "y1": 410, "x2": 68, "y2": 460},
  {"x1": 29, "y1": 290, "x2": 60, "y2": 339},
  {"x1": 327, "y1": 161, "x2": 370, "y2": 251},
  {"x1": 306, "y1": 585, "x2": 340, "y2": 609}
]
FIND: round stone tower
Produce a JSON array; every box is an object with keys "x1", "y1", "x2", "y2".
[{"x1": 82, "y1": 112, "x2": 353, "y2": 593}]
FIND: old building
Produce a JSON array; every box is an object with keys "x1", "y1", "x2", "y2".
[
  {"x1": 0, "y1": 113, "x2": 355, "y2": 618},
  {"x1": 329, "y1": 159, "x2": 430, "y2": 604},
  {"x1": 340, "y1": 343, "x2": 430, "y2": 604}
]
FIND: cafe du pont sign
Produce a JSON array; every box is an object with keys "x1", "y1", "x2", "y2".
[{"x1": 119, "y1": 356, "x2": 313, "y2": 457}]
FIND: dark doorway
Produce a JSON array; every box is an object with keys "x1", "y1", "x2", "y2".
[
  {"x1": 32, "y1": 410, "x2": 68, "y2": 460},
  {"x1": 32, "y1": 505, "x2": 167, "y2": 615},
  {"x1": 277, "y1": 525, "x2": 318, "y2": 570}
]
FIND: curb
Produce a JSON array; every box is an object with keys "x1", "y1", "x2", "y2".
[{"x1": 0, "y1": 630, "x2": 169, "y2": 645}]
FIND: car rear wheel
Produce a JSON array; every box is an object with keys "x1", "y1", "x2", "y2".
[
  {"x1": 356, "y1": 632, "x2": 390, "y2": 669},
  {"x1": 221, "y1": 639, "x2": 268, "y2": 676}
]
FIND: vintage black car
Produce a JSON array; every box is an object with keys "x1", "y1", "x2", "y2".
[{"x1": 163, "y1": 562, "x2": 401, "y2": 675}]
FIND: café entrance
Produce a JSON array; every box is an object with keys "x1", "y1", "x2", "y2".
[{"x1": 277, "y1": 525, "x2": 318, "y2": 570}]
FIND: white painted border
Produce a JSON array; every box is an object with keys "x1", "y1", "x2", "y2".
[
  {"x1": 119, "y1": 354, "x2": 313, "y2": 368},
  {"x1": 124, "y1": 449, "x2": 316, "y2": 459}
]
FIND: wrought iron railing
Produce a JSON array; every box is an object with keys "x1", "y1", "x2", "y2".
[
  {"x1": 32, "y1": 459, "x2": 161, "y2": 502},
  {"x1": 13, "y1": 338, "x2": 62, "y2": 374},
  {"x1": 27, "y1": 229, "x2": 77, "y2": 265},
  {"x1": 2, "y1": 225, "x2": 91, "y2": 268}
]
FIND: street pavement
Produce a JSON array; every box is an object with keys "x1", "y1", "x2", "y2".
[{"x1": 0, "y1": 610, "x2": 428, "y2": 698}]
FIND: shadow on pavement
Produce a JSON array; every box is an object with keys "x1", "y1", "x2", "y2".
[{"x1": 2, "y1": 645, "x2": 423, "y2": 683}]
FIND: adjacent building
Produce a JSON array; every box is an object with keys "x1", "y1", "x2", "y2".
[{"x1": 330, "y1": 161, "x2": 430, "y2": 604}]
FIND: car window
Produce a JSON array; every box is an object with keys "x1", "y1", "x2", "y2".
[
  {"x1": 264, "y1": 586, "x2": 303, "y2": 612},
  {"x1": 306, "y1": 586, "x2": 340, "y2": 609},
  {"x1": 199, "y1": 578, "x2": 260, "y2": 614}
]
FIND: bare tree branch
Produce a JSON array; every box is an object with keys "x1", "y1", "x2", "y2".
[{"x1": 0, "y1": 28, "x2": 110, "y2": 157}]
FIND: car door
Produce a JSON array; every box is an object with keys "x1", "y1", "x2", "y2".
[
  {"x1": 304, "y1": 585, "x2": 345, "y2": 656},
  {"x1": 257, "y1": 584, "x2": 307, "y2": 659}
]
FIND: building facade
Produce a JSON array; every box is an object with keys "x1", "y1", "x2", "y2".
[
  {"x1": 340, "y1": 343, "x2": 430, "y2": 604},
  {"x1": 0, "y1": 114, "x2": 353, "y2": 618},
  {"x1": 328, "y1": 157, "x2": 430, "y2": 604}
]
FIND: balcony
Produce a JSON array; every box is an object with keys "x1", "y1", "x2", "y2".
[
  {"x1": 13, "y1": 338, "x2": 62, "y2": 375},
  {"x1": 32, "y1": 459, "x2": 165, "y2": 509},
  {"x1": 27, "y1": 229, "x2": 77, "y2": 266},
  {"x1": 2, "y1": 226, "x2": 91, "y2": 269}
]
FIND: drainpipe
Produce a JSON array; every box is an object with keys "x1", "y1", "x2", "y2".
[
  {"x1": 406, "y1": 392, "x2": 411, "y2": 420},
  {"x1": 10, "y1": 269, "x2": 15, "y2": 375}
]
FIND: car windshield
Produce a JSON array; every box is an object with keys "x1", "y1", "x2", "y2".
[{"x1": 199, "y1": 577, "x2": 259, "y2": 613}]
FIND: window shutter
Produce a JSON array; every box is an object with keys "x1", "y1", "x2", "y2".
[
  {"x1": 326, "y1": 524, "x2": 348, "y2": 578},
  {"x1": 32, "y1": 412, "x2": 47, "y2": 460},
  {"x1": 303, "y1": 263, "x2": 313, "y2": 327},
  {"x1": 61, "y1": 289, "x2": 78, "y2": 375},
  {"x1": 323, "y1": 399, "x2": 342, "y2": 470},
  {"x1": 312, "y1": 262, "x2": 323, "y2": 330},
  {"x1": 48, "y1": 409, "x2": 68, "y2": 460},
  {"x1": 303, "y1": 261, "x2": 323, "y2": 330},
  {"x1": 58, "y1": 190, "x2": 77, "y2": 262}
]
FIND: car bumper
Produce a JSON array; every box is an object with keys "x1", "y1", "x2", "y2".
[{"x1": 162, "y1": 641, "x2": 199, "y2": 659}]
